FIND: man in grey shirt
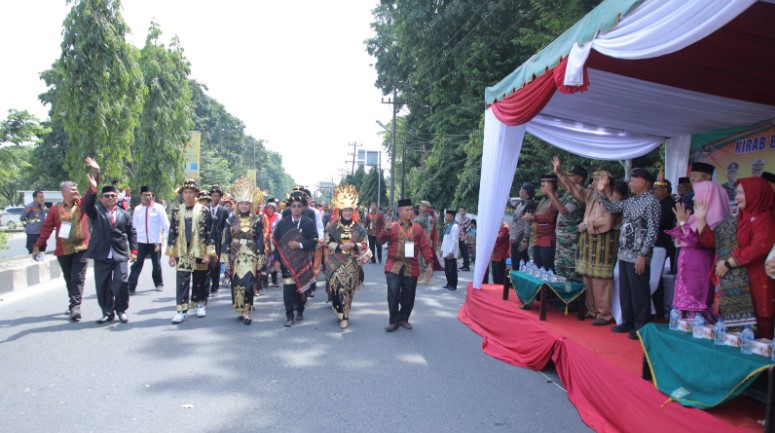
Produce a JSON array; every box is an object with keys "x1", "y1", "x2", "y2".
[
  {"x1": 594, "y1": 168, "x2": 660, "y2": 340},
  {"x1": 20, "y1": 190, "x2": 47, "y2": 254}
]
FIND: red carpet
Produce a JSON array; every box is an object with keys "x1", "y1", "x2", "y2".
[{"x1": 459, "y1": 283, "x2": 764, "y2": 433}]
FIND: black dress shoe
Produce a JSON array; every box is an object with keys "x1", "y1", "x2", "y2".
[
  {"x1": 284, "y1": 320, "x2": 294, "y2": 327},
  {"x1": 295, "y1": 312, "x2": 304, "y2": 322},
  {"x1": 628, "y1": 331, "x2": 639, "y2": 340},
  {"x1": 611, "y1": 324, "x2": 632, "y2": 333},
  {"x1": 118, "y1": 312, "x2": 129, "y2": 323},
  {"x1": 398, "y1": 321, "x2": 413, "y2": 329},
  {"x1": 96, "y1": 314, "x2": 115, "y2": 324},
  {"x1": 385, "y1": 323, "x2": 399, "y2": 332},
  {"x1": 244, "y1": 317, "x2": 252, "y2": 325}
]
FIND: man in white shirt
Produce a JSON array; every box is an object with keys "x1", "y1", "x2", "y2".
[
  {"x1": 128, "y1": 186, "x2": 170, "y2": 294},
  {"x1": 441, "y1": 210, "x2": 460, "y2": 291}
]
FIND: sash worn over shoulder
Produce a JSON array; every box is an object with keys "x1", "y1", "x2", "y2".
[{"x1": 274, "y1": 227, "x2": 315, "y2": 293}]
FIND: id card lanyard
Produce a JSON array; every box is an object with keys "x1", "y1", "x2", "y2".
[{"x1": 398, "y1": 222, "x2": 415, "y2": 258}]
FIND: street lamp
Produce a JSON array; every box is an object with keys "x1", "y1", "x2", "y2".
[{"x1": 376, "y1": 120, "x2": 396, "y2": 206}]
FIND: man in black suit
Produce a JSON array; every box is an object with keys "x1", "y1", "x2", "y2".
[
  {"x1": 273, "y1": 191, "x2": 318, "y2": 327},
  {"x1": 207, "y1": 185, "x2": 229, "y2": 297},
  {"x1": 82, "y1": 157, "x2": 138, "y2": 324}
]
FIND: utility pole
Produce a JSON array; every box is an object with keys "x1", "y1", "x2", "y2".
[
  {"x1": 401, "y1": 135, "x2": 407, "y2": 199},
  {"x1": 347, "y1": 142, "x2": 362, "y2": 175},
  {"x1": 381, "y1": 89, "x2": 397, "y2": 207}
]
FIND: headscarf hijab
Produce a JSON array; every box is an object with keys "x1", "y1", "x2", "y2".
[
  {"x1": 675, "y1": 180, "x2": 731, "y2": 248},
  {"x1": 737, "y1": 177, "x2": 775, "y2": 248}
]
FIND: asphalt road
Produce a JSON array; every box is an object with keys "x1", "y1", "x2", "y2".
[
  {"x1": 0, "y1": 252, "x2": 591, "y2": 433},
  {"x1": 0, "y1": 231, "x2": 56, "y2": 260}
]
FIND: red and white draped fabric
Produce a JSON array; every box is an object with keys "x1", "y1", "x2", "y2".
[{"x1": 473, "y1": 0, "x2": 761, "y2": 289}]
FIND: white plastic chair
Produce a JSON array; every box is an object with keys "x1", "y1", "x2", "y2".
[{"x1": 612, "y1": 247, "x2": 667, "y2": 325}]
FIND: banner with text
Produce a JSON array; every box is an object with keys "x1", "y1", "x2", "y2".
[
  {"x1": 689, "y1": 119, "x2": 774, "y2": 198},
  {"x1": 185, "y1": 131, "x2": 201, "y2": 181}
]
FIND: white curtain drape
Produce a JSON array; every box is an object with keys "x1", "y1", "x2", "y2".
[
  {"x1": 526, "y1": 114, "x2": 663, "y2": 160},
  {"x1": 665, "y1": 135, "x2": 691, "y2": 187},
  {"x1": 474, "y1": 109, "x2": 526, "y2": 289},
  {"x1": 565, "y1": 0, "x2": 756, "y2": 86}
]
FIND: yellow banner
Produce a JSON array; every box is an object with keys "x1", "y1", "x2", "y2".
[{"x1": 185, "y1": 131, "x2": 201, "y2": 181}]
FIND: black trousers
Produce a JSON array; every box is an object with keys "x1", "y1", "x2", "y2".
[
  {"x1": 26, "y1": 234, "x2": 41, "y2": 254},
  {"x1": 57, "y1": 251, "x2": 88, "y2": 310},
  {"x1": 176, "y1": 269, "x2": 209, "y2": 311},
  {"x1": 127, "y1": 243, "x2": 163, "y2": 289},
  {"x1": 532, "y1": 245, "x2": 556, "y2": 272},
  {"x1": 368, "y1": 235, "x2": 382, "y2": 263},
  {"x1": 618, "y1": 260, "x2": 652, "y2": 331},
  {"x1": 444, "y1": 257, "x2": 458, "y2": 288},
  {"x1": 459, "y1": 241, "x2": 470, "y2": 268},
  {"x1": 283, "y1": 284, "x2": 306, "y2": 320},
  {"x1": 207, "y1": 261, "x2": 221, "y2": 293},
  {"x1": 491, "y1": 260, "x2": 507, "y2": 285},
  {"x1": 386, "y1": 269, "x2": 418, "y2": 324},
  {"x1": 94, "y1": 259, "x2": 129, "y2": 316},
  {"x1": 511, "y1": 243, "x2": 529, "y2": 269}
]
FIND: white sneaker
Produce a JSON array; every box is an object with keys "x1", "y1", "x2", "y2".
[
  {"x1": 196, "y1": 303, "x2": 206, "y2": 317},
  {"x1": 172, "y1": 312, "x2": 187, "y2": 324}
]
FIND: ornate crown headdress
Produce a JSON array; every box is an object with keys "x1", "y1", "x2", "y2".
[
  {"x1": 331, "y1": 183, "x2": 359, "y2": 210},
  {"x1": 232, "y1": 175, "x2": 265, "y2": 207},
  {"x1": 653, "y1": 165, "x2": 670, "y2": 188},
  {"x1": 176, "y1": 179, "x2": 200, "y2": 194}
]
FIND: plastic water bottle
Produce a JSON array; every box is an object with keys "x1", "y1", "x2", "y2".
[
  {"x1": 547, "y1": 270, "x2": 555, "y2": 282},
  {"x1": 34, "y1": 252, "x2": 44, "y2": 262},
  {"x1": 668, "y1": 308, "x2": 680, "y2": 331},
  {"x1": 770, "y1": 340, "x2": 775, "y2": 362},
  {"x1": 741, "y1": 325, "x2": 754, "y2": 355},
  {"x1": 539, "y1": 267, "x2": 547, "y2": 281},
  {"x1": 692, "y1": 314, "x2": 705, "y2": 339},
  {"x1": 713, "y1": 319, "x2": 726, "y2": 345},
  {"x1": 519, "y1": 260, "x2": 525, "y2": 272}
]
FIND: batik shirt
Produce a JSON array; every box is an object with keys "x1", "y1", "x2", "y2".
[{"x1": 596, "y1": 191, "x2": 660, "y2": 263}]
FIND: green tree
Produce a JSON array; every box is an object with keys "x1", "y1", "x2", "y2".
[
  {"x1": 343, "y1": 165, "x2": 366, "y2": 190},
  {"x1": 367, "y1": 0, "x2": 601, "y2": 211},
  {"x1": 133, "y1": 21, "x2": 193, "y2": 200},
  {"x1": 57, "y1": 0, "x2": 145, "y2": 186},
  {"x1": 359, "y1": 166, "x2": 388, "y2": 207},
  {"x1": 0, "y1": 110, "x2": 50, "y2": 203}
]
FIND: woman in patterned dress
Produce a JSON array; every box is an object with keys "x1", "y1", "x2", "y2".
[
  {"x1": 324, "y1": 184, "x2": 370, "y2": 329},
  {"x1": 221, "y1": 176, "x2": 266, "y2": 325}
]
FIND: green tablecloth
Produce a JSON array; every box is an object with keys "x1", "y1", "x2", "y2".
[
  {"x1": 639, "y1": 323, "x2": 772, "y2": 409},
  {"x1": 510, "y1": 270, "x2": 586, "y2": 311}
]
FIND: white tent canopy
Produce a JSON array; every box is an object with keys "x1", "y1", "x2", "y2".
[{"x1": 474, "y1": 0, "x2": 775, "y2": 288}]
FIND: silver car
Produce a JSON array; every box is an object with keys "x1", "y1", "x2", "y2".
[{"x1": 0, "y1": 206, "x2": 25, "y2": 230}]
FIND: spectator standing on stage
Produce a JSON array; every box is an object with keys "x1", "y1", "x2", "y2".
[
  {"x1": 722, "y1": 162, "x2": 739, "y2": 201},
  {"x1": 652, "y1": 174, "x2": 676, "y2": 318},
  {"x1": 698, "y1": 177, "x2": 775, "y2": 338},
  {"x1": 440, "y1": 210, "x2": 460, "y2": 291},
  {"x1": 549, "y1": 162, "x2": 587, "y2": 281},
  {"x1": 509, "y1": 183, "x2": 536, "y2": 267},
  {"x1": 491, "y1": 221, "x2": 510, "y2": 285},
  {"x1": 595, "y1": 168, "x2": 660, "y2": 340},
  {"x1": 366, "y1": 202, "x2": 385, "y2": 264},
  {"x1": 33, "y1": 181, "x2": 91, "y2": 321},
  {"x1": 127, "y1": 186, "x2": 169, "y2": 294},
  {"x1": 554, "y1": 158, "x2": 619, "y2": 326},
  {"x1": 21, "y1": 190, "x2": 47, "y2": 254},
  {"x1": 457, "y1": 207, "x2": 472, "y2": 272},
  {"x1": 525, "y1": 175, "x2": 559, "y2": 272}
]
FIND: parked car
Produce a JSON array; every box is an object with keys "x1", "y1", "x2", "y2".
[{"x1": 0, "y1": 206, "x2": 25, "y2": 230}]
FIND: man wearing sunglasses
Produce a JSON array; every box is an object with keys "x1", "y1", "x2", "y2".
[{"x1": 81, "y1": 157, "x2": 138, "y2": 324}]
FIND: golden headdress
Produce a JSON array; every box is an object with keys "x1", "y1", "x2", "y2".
[
  {"x1": 176, "y1": 179, "x2": 200, "y2": 194},
  {"x1": 331, "y1": 183, "x2": 359, "y2": 210},
  {"x1": 232, "y1": 175, "x2": 265, "y2": 207},
  {"x1": 653, "y1": 166, "x2": 670, "y2": 188}
]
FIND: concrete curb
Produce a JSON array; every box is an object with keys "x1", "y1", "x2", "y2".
[{"x1": 0, "y1": 254, "x2": 62, "y2": 294}]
